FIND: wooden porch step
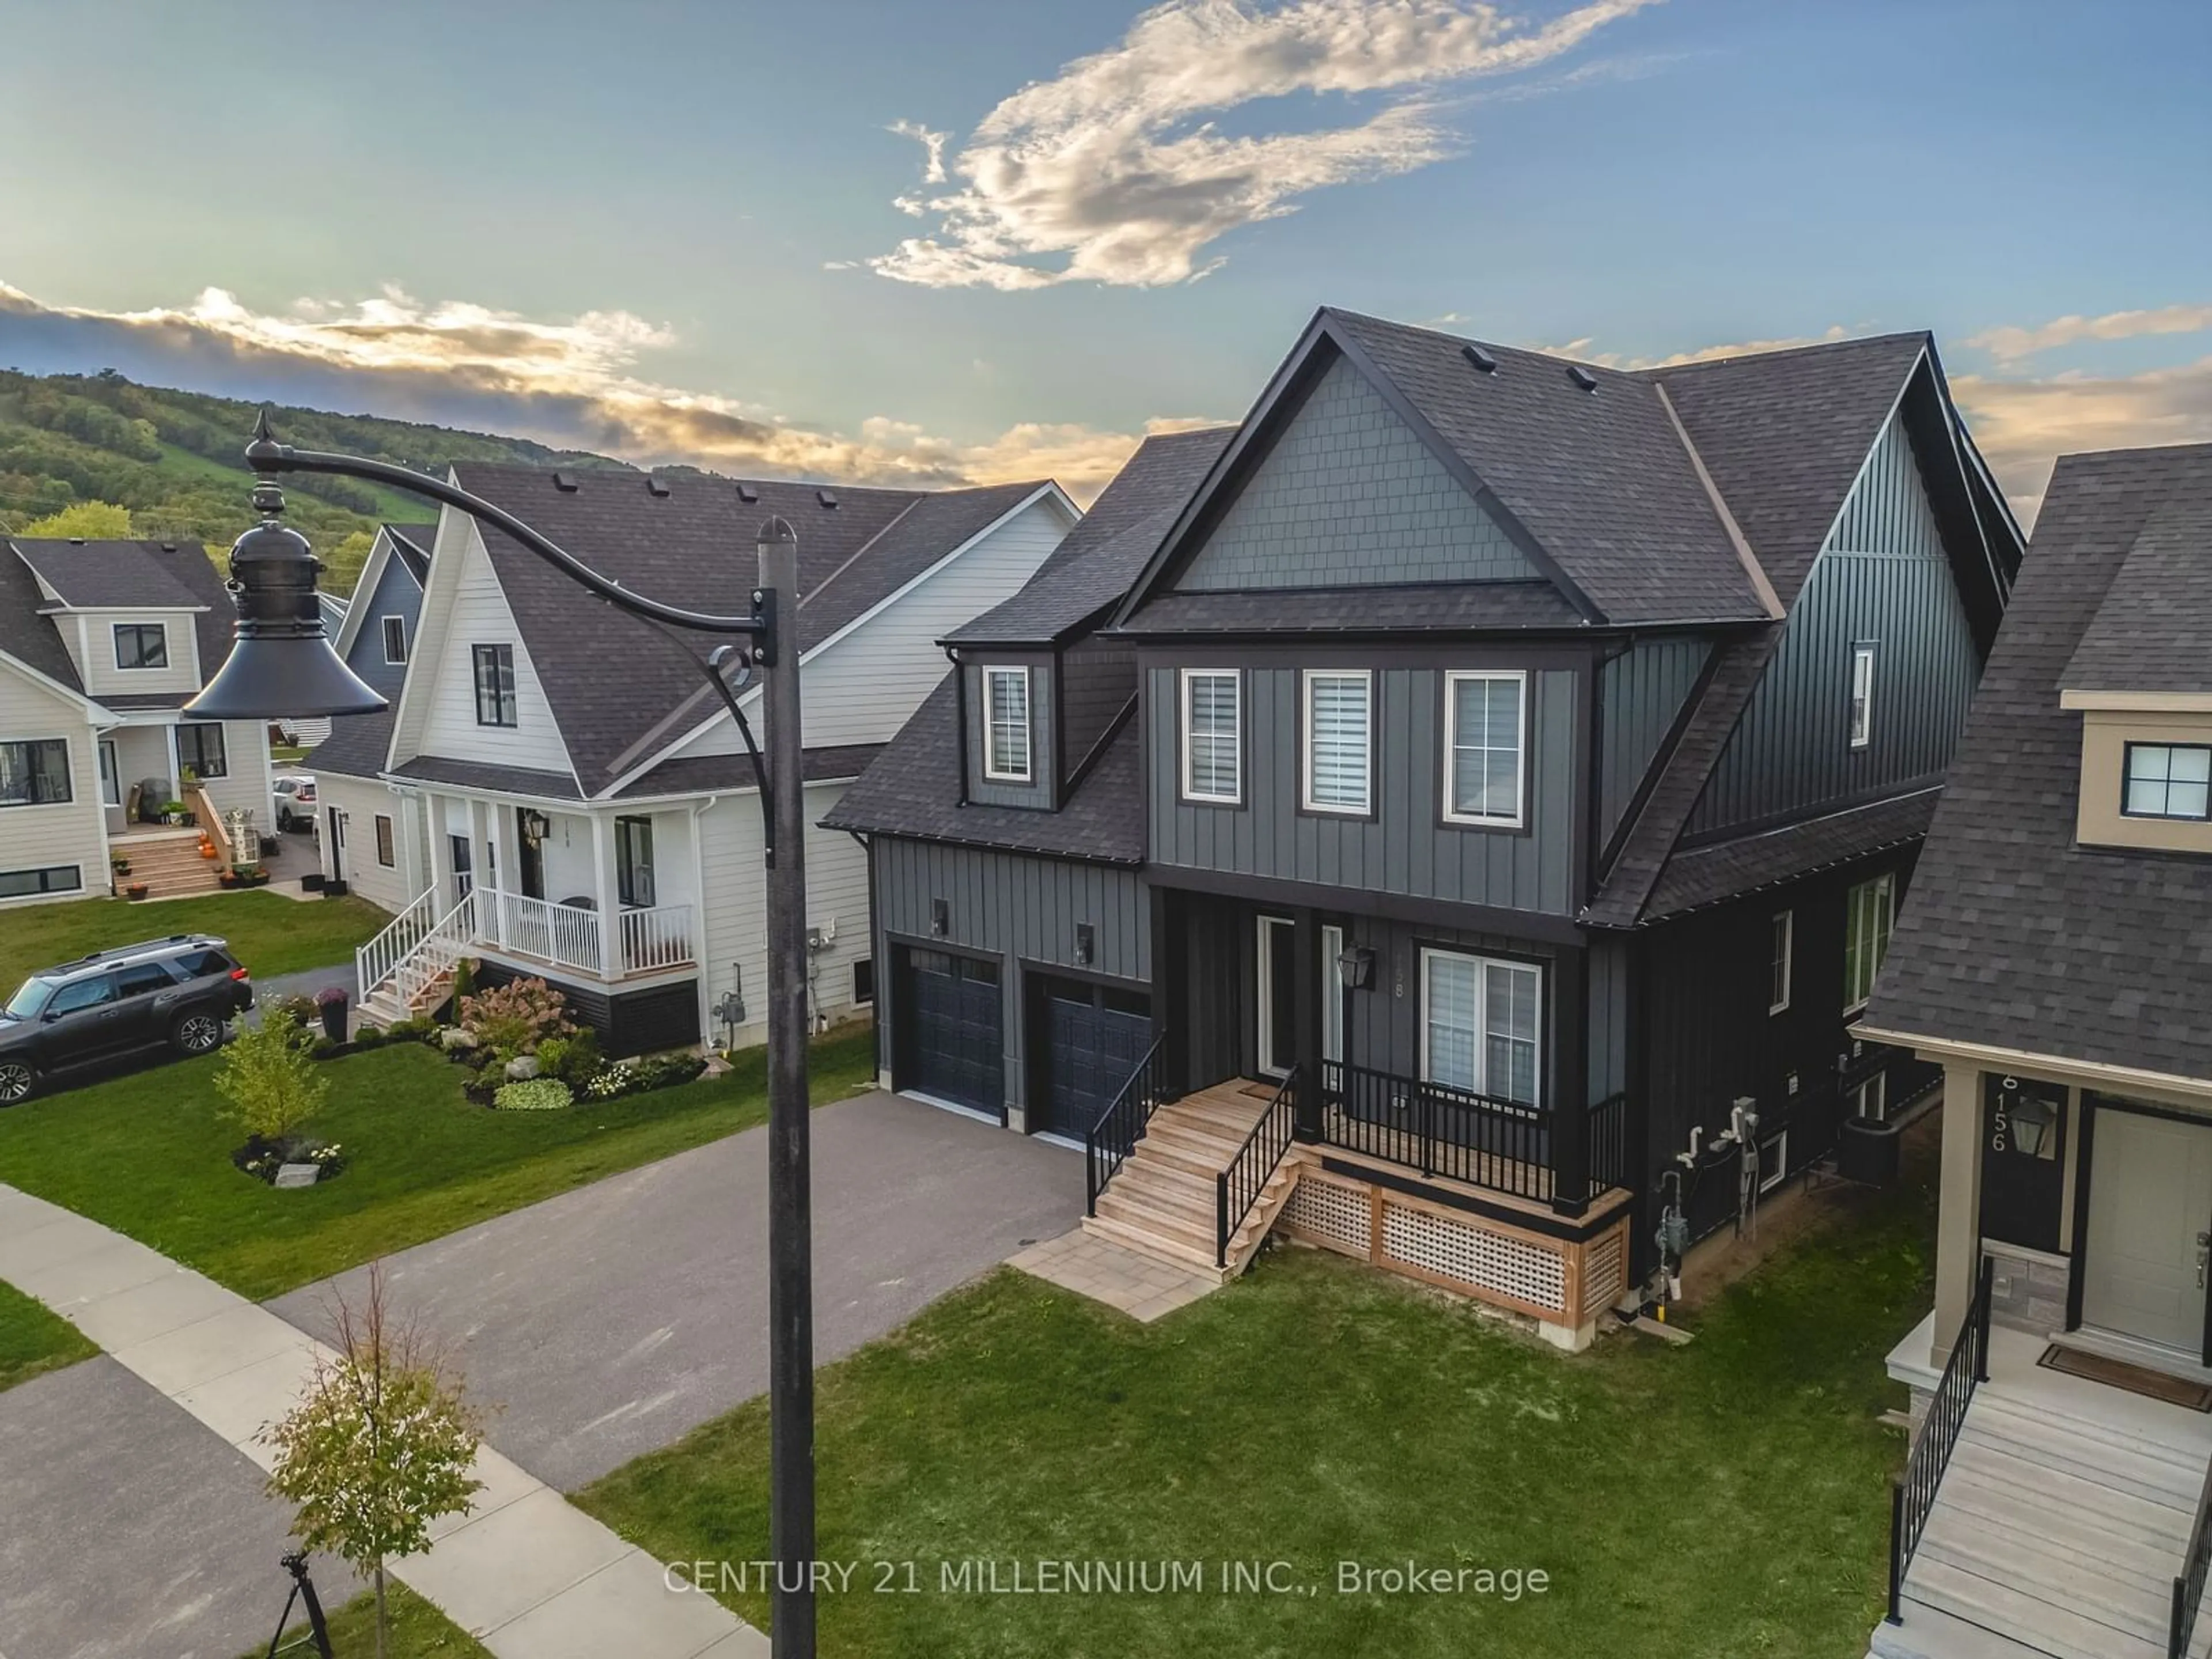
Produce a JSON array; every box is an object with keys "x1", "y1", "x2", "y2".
[
  {"x1": 1080, "y1": 1213, "x2": 1225, "y2": 1281},
  {"x1": 1901, "y1": 1557, "x2": 2165, "y2": 1659}
]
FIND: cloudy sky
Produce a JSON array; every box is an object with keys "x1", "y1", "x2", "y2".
[{"x1": 2, "y1": 0, "x2": 2208, "y2": 513}]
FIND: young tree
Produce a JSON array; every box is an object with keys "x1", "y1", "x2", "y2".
[
  {"x1": 263, "y1": 1266, "x2": 485, "y2": 1659},
  {"x1": 17, "y1": 499, "x2": 134, "y2": 539},
  {"x1": 214, "y1": 1006, "x2": 328, "y2": 1143}
]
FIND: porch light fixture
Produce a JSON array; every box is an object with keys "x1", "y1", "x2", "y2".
[
  {"x1": 520, "y1": 809, "x2": 552, "y2": 846},
  {"x1": 1337, "y1": 945, "x2": 1376, "y2": 990},
  {"x1": 190, "y1": 414, "x2": 823, "y2": 1659}
]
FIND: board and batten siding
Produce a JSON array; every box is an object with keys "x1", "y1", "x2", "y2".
[
  {"x1": 1597, "y1": 636, "x2": 1709, "y2": 847},
  {"x1": 1687, "y1": 410, "x2": 1979, "y2": 836},
  {"x1": 0, "y1": 662, "x2": 103, "y2": 903},
  {"x1": 962, "y1": 660, "x2": 1054, "y2": 809},
  {"x1": 413, "y1": 526, "x2": 575, "y2": 779},
  {"x1": 695, "y1": 779, "x2": 873, "y2": 1050},
  {"x1": 872, "y1": 836, "x2": 1150, "y2": 1116},
  {"x1": 342, "y1": 543, "x2": 424, "y2": 700},
  {"x1": 1175, "y1": 354, "x2": 1537, "y2": 590},
  {"x1": 672, "y1": 494, "x2": 1073, "y2": 763},
  {"x1": 1146, "y1": 662, "x2": 1578, "y2": 915}
]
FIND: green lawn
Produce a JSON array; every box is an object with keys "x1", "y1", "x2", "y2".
[
  {"x1": 578, "y1": 1164, "x2": 1934, "y2": 1659},
  {"x1": 0, "y1": 1030, "x2": 877, "y2": 1300},
  {"x1": 0, "y1": 1277, "x2": 96, "y2": 1393},
  {"x1": 235, "y1": 1580, "x2": 490, "y2": 1659},
  {"x1": 0, "y1": 891, "x2": 387, "y2": 993}
]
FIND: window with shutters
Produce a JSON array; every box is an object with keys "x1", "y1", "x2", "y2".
[
  {"x1": 1442, "y1": 670, "x2": 1526, "y2": 827},
  {"x1": 1421, "y1": 948, "x2": 1542, "y2": 1106},
  {"x1": 982, "y1": 666, "x2": 1032, "y2": 782},
  {"x1": 1301, "y1": 669, "x2": 1372, "y2": 814},
  {"x1": 1180, "y1": 669, "x2": 1241, "y2": 804}
]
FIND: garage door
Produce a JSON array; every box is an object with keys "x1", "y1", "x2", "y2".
[
  {"x1": 1033, "y1": 977, "x2": 1152, "y2": 1140},
  {"x1": 899, "y1": 947, "x2": 1003, "y2": 1116}
]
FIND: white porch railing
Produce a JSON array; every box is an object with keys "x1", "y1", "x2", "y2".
[
  {"x1": 472, "y1": 889, "x2": 698, "y2": 978},
  {"x1": 619, "y1": 903, "x2": 697, "y2": 974},
  {"x1": 358, "y1": 887, "x2": 438, "y2": 999},
  {"x1": 393, "y1": 891, "x2": 478, "y2": 1010},
  {"x1": 484, "y1": 889, "x2": 604, "y2": 974}
]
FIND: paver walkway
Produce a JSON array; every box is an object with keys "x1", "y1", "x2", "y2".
[
  {"x1": 0, "y1": 1183, "x2": 763, "y2": 1659},
  {"x1": 1009, "y1": 1228, "x2": 1222, "y2": 1320}
]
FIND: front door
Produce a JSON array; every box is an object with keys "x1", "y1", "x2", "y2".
[
  {"x1": 327, "y1": 808, "x2": 346, "y2": 881},
  {"x1": 449, "y1": 834, "x2": 472, "y2": 899},
  {"x1": 1256, "y1": 916, "x2": 1297, "y2": 1077},
  {"x1": 516, "y1": 809, "x2": 546, "y2": 900},
  {"x1": 2083, "y1": 1105, "x2": 2212, "y2": 1358}
]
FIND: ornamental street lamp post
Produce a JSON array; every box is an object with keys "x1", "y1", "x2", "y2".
[{"x1": 188, "y1": 418, "x2": 820, "y2": 1655}]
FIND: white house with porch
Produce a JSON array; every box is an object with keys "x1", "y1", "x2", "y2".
[
  {"x1": 0, "y1": 537, "x2": 278, "y2": 904},
  {"x1": 319, "y1": 463, "x2": 1077, "y2": 1054}
]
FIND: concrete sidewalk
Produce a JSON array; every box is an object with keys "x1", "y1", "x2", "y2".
[{"x1": 0, "y1": 1183, "x2": 763, "y2": 1659}]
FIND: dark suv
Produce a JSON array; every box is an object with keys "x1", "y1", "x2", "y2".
[{"x1": 0, "y1": 934, "x2": 255, "y2": 1104}]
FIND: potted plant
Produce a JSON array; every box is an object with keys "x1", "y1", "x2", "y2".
[
  {"x1": 110, "y1": 855, "x2": 130, "y2": 877},
  {"x1": 125, "y1": 881, "x2": 149, "y2": 900},
  {"x1": 159, "y1": 798, "x2": 187, "y2": 825},
  {"x1": 218, "y1": 869, "x2": 240, "y2": 889},
  {"x1": 315, "y1": 986, "x2": 350, "y2": 1046}
]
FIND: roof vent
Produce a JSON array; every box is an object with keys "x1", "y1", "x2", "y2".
[
  {"x1": 552, "y1": 471, "x2": 580, "y2": 492},
  {"x1": 736, "y1": 483, "x2": 759, "y2": 504},
  {"x1": 816, "y1": 489, "x2": 838, "y2": 510},
  {"x1": 1567, "y1": 365, "x2": 1599, "y2": 392},
  {"x1": 646, "y1": 476, "x2": 671, "y2": 498},
  {"x1": 1461, "y1": 344, "x2": 1498, "y2": 374}
]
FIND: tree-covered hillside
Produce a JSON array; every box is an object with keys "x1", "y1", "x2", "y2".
[{"x1": 0, "y1": 368, "x2": 632, "y2": 593}]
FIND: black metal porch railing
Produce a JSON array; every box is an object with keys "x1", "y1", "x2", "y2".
[
  {"x1": 1587, "y1": 1090, "x2": 1630, "y2": 1194},
  {"x1": 1085, "y1": 1035, "x2": 1168, "y2": 1215},
  {"x1": 1888, "y1": 1255, "x2": 1995, "y2": 1623},
  {"x1": 2170, "y1": 1450, "x2": 2212, "y2": 1659},
  {"x1": 1217, "y1": 1066, "x2": 1298, "y2": 1268}
]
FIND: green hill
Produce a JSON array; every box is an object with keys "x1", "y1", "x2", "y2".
[{"x1": 0, "y1": 368, "x2": 634, "y2": 594}]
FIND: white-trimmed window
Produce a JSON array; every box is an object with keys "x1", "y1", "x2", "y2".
[
  {"x1": 1768, "y1": 911, "x2": 1793, "y2": 1015},
  {"x1": 982, "y1": 666, "x2": 1032, "y2": 783},
  {"x1": 1180, "y1": 669, "x2": 1241, "y2": 804},
  {"x1": 2123, "y1": 742, "x2": 2212, "y2": 821},
  {"x1": 1444, "y1": 670, "x2": 1526, "y2": 826},
  {"x1": 1302, "y1": 670, "x2": 1372, "y2": 814},
  {"x1": 1421, "y1": 948, "x2": 1541, "y2": 1106},
  {"x1": 1843, "y1": 872, "x2": 1895, "y2": 1012},
  {"x1": 381, "y1": 615, "x2": 409, "y2": 665},
  {"x1": 1849, "y1": 643, "x2": 1877, "y2": 749}
]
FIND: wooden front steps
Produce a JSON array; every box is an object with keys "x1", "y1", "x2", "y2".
[
  {"x1": 1084, "y1": 1079, "x2": 1301, "y2": 1285},
  {"x1": 357, "y1": 964, "x2": 453, "y2": 1029},
  {"x1": 109, "y1": 830, "x2": 224, "y2": 899}
]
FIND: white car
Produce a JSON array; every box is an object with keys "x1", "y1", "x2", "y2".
[{"x1": 272, "y1": 774, "x2": 317, "y2": 832}]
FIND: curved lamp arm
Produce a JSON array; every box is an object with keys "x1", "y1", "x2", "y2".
[{"x1": 245, "y1": 416, "x2": 789, "y2": 861}]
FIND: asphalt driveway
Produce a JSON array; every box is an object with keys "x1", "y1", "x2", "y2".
[{"x1": 270, "y1": 1090, "x2": 1084, "y2": 1489}]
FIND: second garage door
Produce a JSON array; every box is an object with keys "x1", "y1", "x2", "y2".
[
  {"x1": 1032, "y1": 976, "x2": 1153, "y2": 1141},
  {"x1": 899, "y1": 946, "x2": 1003, "y2": 1117}
]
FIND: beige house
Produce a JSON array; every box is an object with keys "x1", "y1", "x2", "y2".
[
  {"x1": 0, "y1": 537, "x2": 275, "y2": 906},
  {"x1": 1858, "y1": 442, "x2": 2212, "y2": 1659}
]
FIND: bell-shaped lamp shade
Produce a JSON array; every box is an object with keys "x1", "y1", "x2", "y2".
[{"x1": 186, "y1": 498, "x2": 387, "y2": 720}]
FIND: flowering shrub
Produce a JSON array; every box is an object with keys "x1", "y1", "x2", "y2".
[
  {"x1": 460, "y1": 978, "x2": 575, "y2": 1061},
  {"x1": 493, "y1": 1078, "x2": 573, "y2": 1112},
  {"x1": 581, "y1": 1063, "x2": 638, "y2": 1100},
  {"x1": 236, "y1": 1137, "x2": 347, "y2": 1183}
]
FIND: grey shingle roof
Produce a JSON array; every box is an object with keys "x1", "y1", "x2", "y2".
[
  {"x1": 2060, "y1": 487, "x2": 2212, "y2": 695},
  {"x1": 1641, "y1": 333, "x2": 1933, "y2": 608},
  {"x1": 615, "y1": 744, "x2": 884, "y2": 798},
  {"x1": 1641, "y1": 787, "x2": 1940, "y2": 921},
  {"x1": 304, "y1": 709, "x2": 394, "y2": 781},
  {"x1": 1324, "y1": 310, "x2": 1770, "y2": 626},
  {"x1": 1863, "y1": 442, "x2": 2212, "y2": 1082},
  {"x1": 5, "y1": 537, "x2": 237, "y2": 696},
  {"x1": 821, "y1": 676, "x2": 1143, "y2": 863},
  {"x1": 442, "y1": 465, "x2": 1051, "y2": 794},
  {"x1": 1116, "y1": 581, "x2": 1585, "y2": 637},
  {"x1": 950, "y1": 429, "x2": 1232, "y2": 647},
  {"x1": 388, "y1": 753, "x2": 583, "y2": 800}
]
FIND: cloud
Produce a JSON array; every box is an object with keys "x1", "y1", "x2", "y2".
[
  {"x1": 0, "y1": 280, "x2": 1188, "y2": 501},
  {"x1": 1967, "y1": 301, "x2": 2212, "y2": 364},
  {"x1": 889, "y1": 119, "x2": 949, "y2": 184},
  {"x1": 869, "y1": 0, "x2": 1658, "y2": 290},
  {"x1": 1522, "y1": 324, "x2": 1855, "y2": 369},
  {"x1": 1953, "y1": 357, "x2": 2212, "y2": 520}
]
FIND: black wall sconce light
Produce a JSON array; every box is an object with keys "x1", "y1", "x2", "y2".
[
  {"x1": 1074, "y1": 922, "x2": 1096, "y2": 965},
  {"x1": 520, "y1": 809, "x2": 551, "y2": 846},
  {"x1": 1337, "y1": 945, "x2": 1376, "y2": 990},
  {"x1": 930, "y1": 897, "x2": 949, "y2": 938}
]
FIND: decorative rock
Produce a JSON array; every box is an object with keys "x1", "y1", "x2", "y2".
[
  {"x1": 273, "y1": 1163, "x2": 321, "y2": 1188},
  {"x1": 440, "y1": 1028, "x2": 479, "y2": 1051},
  {"x1": 504, "y1": 1055, "x2": 541, "y2": 1081}
]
